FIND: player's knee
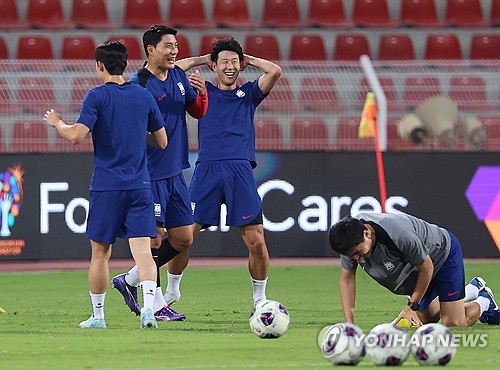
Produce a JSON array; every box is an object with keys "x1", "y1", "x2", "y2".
[{"x1": 173, "y1": 236, "x2": 193, "y2": 251}]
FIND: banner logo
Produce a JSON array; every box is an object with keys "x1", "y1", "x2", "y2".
[
  {"x1": 0, "y1": 165, "x2": 25, "y2": 255},
  {"x1": 465, "y1": 166, "x2": 500, "y2": 251}
]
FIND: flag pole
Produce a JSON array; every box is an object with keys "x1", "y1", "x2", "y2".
[
  {"x1": 358, "y1": 92, "x2": 387, "y2": 212},
  {"x1": 373, "y1": 121, "x2": 387, "y2": 213}
]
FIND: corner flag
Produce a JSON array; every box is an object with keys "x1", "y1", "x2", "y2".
[{"x1": 358, "y1": 92, "x2": 377, "y2": 138}]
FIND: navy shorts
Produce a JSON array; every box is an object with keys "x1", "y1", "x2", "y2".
[
  {"x1": 86, "y1": 189, "x2": 157, "y2": 245},
  {"x1": 418, "y1": 232, "x2": 466, "y2": 310},
  {"x1": 151, "y1": 173, "x2": 193, "y2": 229},
  {"x1": 189, "y1": 160, "x2": 262, "y2": 227}
]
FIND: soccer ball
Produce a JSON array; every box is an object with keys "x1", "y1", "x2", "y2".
[
  {"x1": 411, "y1": 323, "x2": 457, "y2": 366},
  {"x1": 319, "y1": 323, "x2": 365, "y2": 365},
  {"x1": 365, "y1": 323, "x2": 410, "y2": 366},
  {"x1": 249, "y1": 300, "x2": 290, "y2": 338}
]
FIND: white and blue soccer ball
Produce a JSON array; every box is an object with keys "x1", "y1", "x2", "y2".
[
  {"x1": 319, "y1": 323, "x2": 365, "y2": 365},
  {"x1": 365, "y1": 323, "x2": 410, "y2": 366},
  {"x1": 249, "y1": 300, "x2": 290, "y2": 338},
  {"x1": 411, "y1": 323, "x2": 457, "y2": 366}
]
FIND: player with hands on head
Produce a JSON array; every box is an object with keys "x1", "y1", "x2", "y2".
[
  {"x1": 329, "y1": 212, "x2": 499, "y2": 327},
  {"x1": 44, "y1": 41, "x2": 167, "y2": 329},
  {"x1": 163, "y1": 37, "x2": 282, "y2": 308}
]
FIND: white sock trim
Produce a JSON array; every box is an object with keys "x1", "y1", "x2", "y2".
[{"x1": 475, "y1": 296, "x2": 490, "y2": 314}]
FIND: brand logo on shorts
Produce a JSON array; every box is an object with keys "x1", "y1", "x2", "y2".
[
  {"x1": 383, "y1": 261, "x2": 395, "y2": 271},
  {"x1": 154, "y1": 203, "x2": 161, "y2": 217},
  {"x1": 235, "y1": 89, "x2": 245, "y2": 98},
  {"x1": 177, "y1": 82, "x2": 185, "y2": 95},
  {"x1": 191, "y1": 202, "x2": 196, "y2": 214}
]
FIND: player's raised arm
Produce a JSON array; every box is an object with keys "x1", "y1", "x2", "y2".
[
  {"x1": 43, "y1": 109, "x2": 90, "y2": 145},
  {"x1": 175, "y1": 54, "x2": 212, "y2": 72},
  {"x1": 340, "y1": 267, "x2": 357, "y2": 324},
  {"x1": 241, "y1": 54, "x2": 282, "y2": 95}
]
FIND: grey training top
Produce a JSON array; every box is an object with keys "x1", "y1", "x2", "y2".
[{"x1": 340, "y1": 212, "x2": 451, "y2": 295}]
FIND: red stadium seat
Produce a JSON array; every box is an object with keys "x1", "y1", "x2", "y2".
[
  {"x1": 262, "y1": 0, "x2": 307, "y2": 28},
  {"x1": 71, "y1": 0, "x2": 116, "y2": 30},
  {"x1": 479, "y1": 115, "x2": 500, "y2": 149},
  {"x1": 0, "y1": 77, "x2": 21, "y2": 115},
  {"x1": 400, "y1": 0, "x2": 445, "y2": 27},
  {"x1": 403, "y1": 75, "x2": 442, "y2": 107},
  {"x1": 124, "y1": 0, "x2": 162, "y2": 29},
  {"x1": 168, "y1": 0, "x2": 214, "y2": 28},
  {"x1": 299, "y1": 76, "x2": 346, "y2": 112},
  {"x1": 352, "y1": 0, "x2": 397, "y2": 27},
  {"x1": 359, "y1": 76, "x2": 404, "y2": 111},
  {"x1": 244, "y1": 34, "x2": 281, "y2": 61},
  {"x1": 424, "y1": 34, "x2": 462, "y2": 60},
  {"x1": 0, "y1": 0, "x2": 30, "y2": 29},
  {"x1": 212, "y1": 0, "x2": 259, "y2": 28},
  {"x1": 12, "y1": 120, "x2": 49, "y2": 152},
  {"x1": 491, "y1": 0, "x2": 500, "y2": 25},
  {"x1": 108, "y1": 35, "x2": 143, "y2": 60},
  {"x1": 445, "y1": 0, "x2": 489, "y2": 27},
  {"x1": 449, "y1": 75, "x2": 494, "y2": 110},
  {"x1": 260, "y1": 78, "x2": 300, "y2": 113},
  {"x1": 17, "y1": 35, "x2": 54, "y2": 59},
  {"x1": 27, "y1": 0, "x2": 75, "y2": 29},
  {"x1": 378, "y1": 34, "x2": 415, "y2": 61},
  {"x1": 70, "y1": 76, "x2": 101, "y2": 111},
  {"x1": 334, "y1": 34, "x2": 370, "y2": 61},
  {"x1": 61, "y1": 36, "x2": 96, "y2": 59},
  {"x1": 175, "y1": 34, "x2": 191, "y2": 61},
  {"x1": 307, "y1": 0, "x2": 353, "y2": 28},
  {"x1": 291, "y1": 118, "x2": 330, "y2": 150},
  {"x1": 254, "y1": 118, "x2": 284, "y2": 151},
  {"x1": 17, "y1": 77, "x2": 59, "y2": 113},
  {"x1": 289, "y1": 34, "x2": 327, "y2": 61},
  {"x1": 199, "y1": 34, "x2": 231, "y2": 55},
  {"x1": 470, "y1": 34, "x2": 500, "y2": 60},
  {"x1": 0, "y1": 37, "x2": 8, "y2": 59},
  {"x1": 336, "y1": 116, "x2": 375, "y2": 151}
]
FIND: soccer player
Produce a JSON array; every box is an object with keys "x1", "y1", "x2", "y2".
[
  {"x1": 328, "y1": 212, "x2": 500, "y2": 327},
  {"x1": 43, "y1": 41, "x2": 167, "y2": 329},
  {"x1": 111, "y1": 25, "x2": 208, "y2": 321},
  {"x1": 165, "y1": 37, "x2": 283, "y2": 307}
]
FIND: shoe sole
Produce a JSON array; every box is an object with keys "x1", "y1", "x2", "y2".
[{"x1": 112, "y1": 277, "x2": 141, "y2": 316}]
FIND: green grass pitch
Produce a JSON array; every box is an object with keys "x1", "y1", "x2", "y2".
[{"x1": 0, "y1": 262, "x2": 498, "y2": 369}]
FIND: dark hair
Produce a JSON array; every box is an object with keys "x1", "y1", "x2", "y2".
[
  {"x1": 143, "y1": 25, "x2": 178, "y2": 57},
  {"x1": 211, "y1": 37, "x2": 244, "y2": 62},
  {"x1": 95, "y1": 41, "x2": 128, "y2": 75},
  {"x1": 328, "y1": 217, "x2": 366, "y2": 255}
]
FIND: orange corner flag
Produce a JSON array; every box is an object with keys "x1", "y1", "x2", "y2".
[{"x1": 358, "y1": 92, "x2": 377, "y2": 138}]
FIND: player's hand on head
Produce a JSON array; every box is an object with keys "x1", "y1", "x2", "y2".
[
  {"x1": 188, "y1": 70, "x2": 206, "y2": 95},
  {"x1": 43, "y1": 109, "x2": 61, "y2": 127}
]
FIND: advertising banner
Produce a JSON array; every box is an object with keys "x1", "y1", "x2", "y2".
[{"x1": 0, "y1": 152, "x2": 498, "y2": 260}]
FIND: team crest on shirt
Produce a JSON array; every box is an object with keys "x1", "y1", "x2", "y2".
[
  {"x1": 154, "y1": 203, "x2": 161, "y2": 217},
  {"x1": 235, "y1": 89, "x2": 245, "y2": 98},
  {"x1": 177, "y1": 82, "x2": 185, "y2": 95},
  {"x1": 384, "y1": 261, "x2": 395, "y2": 271}
]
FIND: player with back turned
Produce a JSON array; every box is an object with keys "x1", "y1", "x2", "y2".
[{"x1": 43, "y1": 41, "x2": 167, "y2": 329}]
